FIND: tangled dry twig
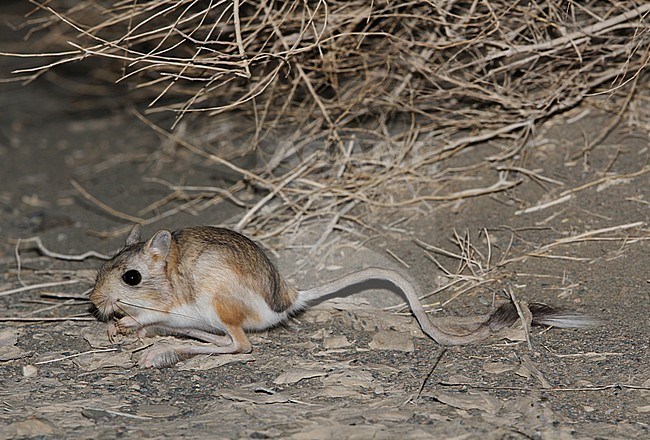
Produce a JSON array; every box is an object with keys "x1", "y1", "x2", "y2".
[{"x1": 4, "y1": 1, "x2": 650, "y2": 238}]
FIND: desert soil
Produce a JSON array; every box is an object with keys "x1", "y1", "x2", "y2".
[{"x1": 1, "y1": 3, "x2": 649, "y2": 440}]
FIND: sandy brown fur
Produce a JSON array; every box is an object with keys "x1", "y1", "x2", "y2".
[
  {"x1": 162, "y1": 238, "x2": 196, "y2": 311},
  {"x1": 172, "y1": 227, "x2": 297, "y2": 313},
  {"x1": 213, "y1": 293, "x2": 250, "y2": 327}
]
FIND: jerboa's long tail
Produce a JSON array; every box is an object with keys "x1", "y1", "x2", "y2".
[{"x1": 295, "y1": 267, "x2": 597, "y2": 346}]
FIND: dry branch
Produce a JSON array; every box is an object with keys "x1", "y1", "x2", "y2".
[
  {"x1": 4, "y1": 1, "x2": 650, "y2": 237},
  {"x1": 0, "y1": 280, "x2": 80, "y2": 297}
]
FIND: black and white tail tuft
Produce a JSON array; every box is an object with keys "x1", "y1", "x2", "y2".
[
  {"x1": 529, "y1": 302, "x2": 598, "y2": 329},
  {"x1": 486, "y1": 301, "x2": 598, "y2": 331}
]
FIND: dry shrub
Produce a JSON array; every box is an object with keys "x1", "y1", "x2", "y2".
[{"x1": 9, "y1": 1, "x2": 650, "y2": 238}]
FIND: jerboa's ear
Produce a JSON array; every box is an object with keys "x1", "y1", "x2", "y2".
[
  {"x1": 126, "y1": 224, "x2": 142, "y2": 246},
  {"x1": 146, "y1": 230, "x2": 172, "y2": 259}
]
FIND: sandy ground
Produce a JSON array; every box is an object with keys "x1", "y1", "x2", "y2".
[{"x1": 1, "y1": 4, "x2": 649, "y2": 440}]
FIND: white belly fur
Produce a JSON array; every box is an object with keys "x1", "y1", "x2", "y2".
[{"x1": 166, "y1": 290, "x2": 289, "y2": 333}]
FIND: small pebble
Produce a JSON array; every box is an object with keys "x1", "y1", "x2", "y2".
[{"x1": 22, "y1": 365, "x2": 38, "y2": 378}]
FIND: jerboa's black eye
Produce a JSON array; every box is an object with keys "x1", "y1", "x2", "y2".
[{"x1": 122, "y1": 269, "x2": 142, "y2": 286}]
